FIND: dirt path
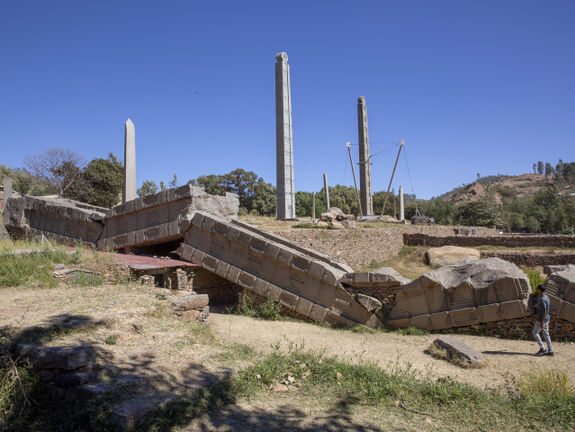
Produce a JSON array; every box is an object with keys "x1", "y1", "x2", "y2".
[{"x1": 210, "y1": 313, "x2": 575, "y2": 390}]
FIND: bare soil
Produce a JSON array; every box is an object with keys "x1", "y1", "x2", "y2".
[{"x1": 210, "y1": 313, "x2": 575, "y2": 390}]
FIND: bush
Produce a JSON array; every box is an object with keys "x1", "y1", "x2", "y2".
[
  {"x1": 523, "y1": 267, "x2": 545, "y2": 293},
  {"x1": 237, "y1": 295, "x2": 282, "y2": 321}
]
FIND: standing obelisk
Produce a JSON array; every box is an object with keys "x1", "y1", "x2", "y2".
[
  {"x1": 357, "y1": 96, "x2": 373, "y2": 215},
  {"x1": 123, "y1": 118, "x2": 137, "y2": 203},
  {"x1": 275, "y1": 52, "x2": 295, "y2": 220}
]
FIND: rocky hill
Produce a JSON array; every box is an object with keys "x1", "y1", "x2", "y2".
[{"x1": 442, "y1": 173, "x2": 563, "y2": 205}]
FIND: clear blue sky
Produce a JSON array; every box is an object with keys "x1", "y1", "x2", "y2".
[{"x1": 1, "y1": 1, "x2": 573, "y2": 199}]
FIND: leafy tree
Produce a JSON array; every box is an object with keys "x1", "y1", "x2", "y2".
[
  {"x1": 544, "y1": 163, "x2": 555, "y2": 176},
  {"x1": 537, "y1": 161, "x2": 544, "y2": 175},
  {"x1": 65, "y1": 153, "x2": 123, "y2": 207},
  {"x1": 169, "y1": 174, "x2": 178, "y2": 188},
  {"x1": 422, "y1": 199, "x2": 457, "y2": 225},
  {"x1": 532, "y1": 163, "x2": 537, "y2": 174},
  {"x1": 138, "y1": 180, "x2": 159, "y2": 197},
  {"x1": 455, "y1": 199, "x2": 502, "y2": 227},
  {"x1": 24, "y1": 148, "x2": 84, "y2": 196}
]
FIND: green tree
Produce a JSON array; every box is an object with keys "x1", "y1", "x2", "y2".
[
  {"x1": 537, "y1": 161, "x2": 544, "y2": 175},
  {"x1": 544, "y1": 162, "x2": 555, "y2": 176},
  {"x1": 65, "y1": 153, "x2": 123, "y2": 207},
  {"x1": 137, "y1": 180, "x2": 159, "y2": 197},
  {"x1": 24, "y1": 148, "x2": 84, "y2": 197},
  {"x1": 456, "y1": 199, "x2": 502, "y2": 227}
]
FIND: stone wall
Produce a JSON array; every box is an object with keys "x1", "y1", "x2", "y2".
[
  {"x1": 404, "y1": 233, "x2": 575, "y2": 248},
  {"x1": 445, "y1": 315, "x2": 575, "y2": 341},
  {"x1": 191, "y1": 267, "x2": 242, "y2": 306},
  {"x1": 480, "y1": 251, "x2": 575, "y2": 267}
]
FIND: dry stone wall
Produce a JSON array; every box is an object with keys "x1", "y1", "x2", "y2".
[{"x1": 404, "y1": 233, "x2": 575, "y2": 248}]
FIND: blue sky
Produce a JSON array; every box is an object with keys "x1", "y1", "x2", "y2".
[{"x1": 1, "y1": 1, "x2": 573, "y2": 199}]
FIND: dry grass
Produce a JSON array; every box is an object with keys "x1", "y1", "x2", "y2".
[{"x1": 372, "y1": 246, "x2": 431, "y2": 279}]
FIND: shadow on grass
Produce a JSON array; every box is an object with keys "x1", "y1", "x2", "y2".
[{"x1": 2, "y1": 315, "x2": 382, "y2": 432}]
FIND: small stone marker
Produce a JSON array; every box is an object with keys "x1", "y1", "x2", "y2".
[{"x1": 433, "y1": 336, "x2": 485, "y2": 366}]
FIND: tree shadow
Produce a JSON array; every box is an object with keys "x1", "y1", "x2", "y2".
[{"x1": 2, "y1": 315, "x2": 384, "y2": 432}]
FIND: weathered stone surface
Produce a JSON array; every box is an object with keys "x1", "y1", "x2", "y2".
[
  {"x1": 275, "y1": 52, "x2": 295, "y2": 220},
  {"x1": 4, "y1": 196, "x2": 106, "y2": 244},
  {"x1": 544, "y1": 264, "x2": 570, "y2": 275},
  {"x1": 544, "y1": 264, "x2": 575, "y2": 324},
  {"x1": 124, "y1": 119, "x2": 137, "y2": 203},
  {"x1": 426, "y1": 246, "x2": 480, "y2": 267},
  {"x1": 19, "y1": 345, "x2": 97, "y2": 371},
  {"x1": 389, "y1": 258, "x2": 530, "y2": 330},
  {"x1": 171, "y1": 294, "x2": 209, "y2": 311},
  {"x1": 356, "y1": 294, "x2": 382, "y2": 312},
  {"x1": 97, "y1": 185, "x2": 239, "y2": 250},
  {"x1": 357, "y1": 96, "x2": 373, "y2": 216},
  {"x1": 177, "y1": 212, "x2": 382, "y2": 329},
  {"x1": 433, "y1": 336, "x2": 485, "y2": 365},
  {"x1": 341, "y1": 267, "x2": 410, "y2": 288}
]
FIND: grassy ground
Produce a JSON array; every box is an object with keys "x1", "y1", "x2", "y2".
[{"x1": 1, "y1": 242, "x2": 574, "y2": 431}]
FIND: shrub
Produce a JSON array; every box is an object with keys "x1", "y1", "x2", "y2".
[{"x1": 522, "y1": 267, "x2": 545, "y2": 293}]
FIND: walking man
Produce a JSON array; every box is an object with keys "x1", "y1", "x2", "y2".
[{"x1": 533, "y1": 284, "x2": 554, "y2": 356}]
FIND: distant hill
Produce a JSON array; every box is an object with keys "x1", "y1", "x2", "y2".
[{"x1": 440, "y1": 173, "x2": 572, "y2": 206}]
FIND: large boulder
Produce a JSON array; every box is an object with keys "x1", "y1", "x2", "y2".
[
  {"x1": 388, "y1": 258, "x2": 530, "y2": 330},
  {"x1": 426, "y1": 246, "x2": 480, "y2": 267},
  {"x1": 544, "y1": 264, "x2": 575, "y2": 323}
]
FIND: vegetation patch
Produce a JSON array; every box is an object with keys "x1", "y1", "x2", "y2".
[
  {"x1": 522, "y1": 267, "x2": 546, "y2": 293},
  {"x1": 0, "y1": 248, "x2": 83, "y2": 288},
  {"x1": 237, "y1": 295, "x2": 282, "y2": 321},
  {"x1": 394, "y1": 326, "x2": 429, "y2": 336}
]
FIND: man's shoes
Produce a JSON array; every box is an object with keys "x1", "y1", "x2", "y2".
[
  {"x1": 535, "y1": 348, "x2": 547, "y2": 356},
  {"x1": 547, "y1": 351, "x2": 555, "y2": 357}
]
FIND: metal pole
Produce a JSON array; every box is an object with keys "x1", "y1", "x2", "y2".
[
  {"x1": 381, "y1": 140, "x2": 404, "y2": 216},
  {"x1": 347, "y1": 142, "x2": 364, "y2": 219}
]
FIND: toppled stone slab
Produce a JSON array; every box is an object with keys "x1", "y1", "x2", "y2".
[
  {"x1": 4, "y1": 196, "x2": 106, "y2": 244},
  {"x1": 341, "y1": 267, "x2": 410, "y2": 288},
  {"x1": 426, "y1": 246, "x2": 480, "y2": 267},
  {"x1": 389, "y1": 258, "x2": 530, "y2": 330},
  {"x1": 177, "y1": 212, "x2": 382, "y2": 329},
  {"x1": 18, "y1": 345, "x2": 97, "y2": 371},
  {"x1": 98, "y1": 185, "x2": 239, "y2": 251},
  {"x1": 432, "y1": 336, "x2": 485, "y2": 366},
  {"x1": 544, "y1": 264, "x2": 575, "y2": 324},
  {"x1": 320, "y1": 207, "x2": 355, "y2": 222},
  {"x1": 52, "y1": 371, "x2": 101, "y2": 389}
]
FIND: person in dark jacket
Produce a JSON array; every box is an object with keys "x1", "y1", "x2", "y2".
[{"x1": 532, "y1": 285, "x2": 554, "y2": 356}]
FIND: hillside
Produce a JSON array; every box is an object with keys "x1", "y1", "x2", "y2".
[{"x1": 442, "y1": 173, "x2": 564, "y2": 205}]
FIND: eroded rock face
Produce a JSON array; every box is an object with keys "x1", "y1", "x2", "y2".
[
  {"x1": 426, "y1": 246, "x2": 480, "y2": 267},
  {"x1": 388, "y1": 258, "x2": 530, "y2": 330},
  {"x1": 544, "y1": 264, "x2": 575, "y2": 324}
]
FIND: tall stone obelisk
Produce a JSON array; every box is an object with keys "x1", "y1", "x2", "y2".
[
  {"x1": 399, "y1": 185, "x2": 405, "y2": 222},
  {"x1": 123, "y1": 119, "x2": 137, "y2": 203},
  {"x1": 275, "y1": 52, "x2": 295, "y2": 220},
  {"x1": 357, "y1": 96, "x2": 373, "y2": 215}
]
